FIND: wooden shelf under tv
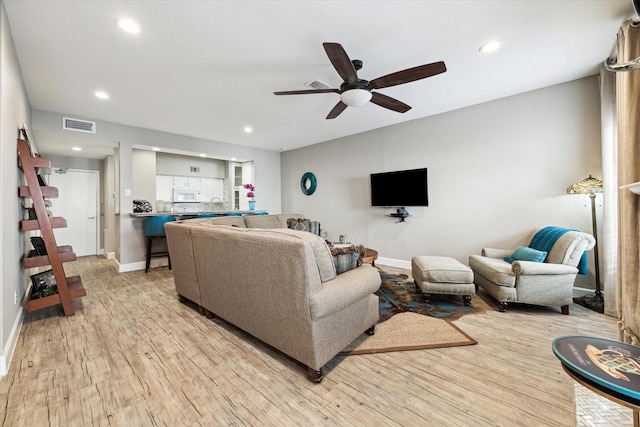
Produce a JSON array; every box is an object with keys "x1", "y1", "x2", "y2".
[{"x1": 387, "y1": 207, "x2": 410, "y2": 222}]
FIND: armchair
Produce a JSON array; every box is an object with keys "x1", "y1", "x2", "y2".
[{"x1": 469, "y1": 227, "x2": 596, "y2": 314}]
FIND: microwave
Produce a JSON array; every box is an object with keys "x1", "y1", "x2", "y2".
[{"x1": 172, "y1": 188, "x2": 202, "y2": 203}]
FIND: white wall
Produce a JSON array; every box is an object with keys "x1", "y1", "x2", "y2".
[
  {"x1": 132, "y1": 149, "x2": 156, "y2": 209},
  {"x1": 0, "y1": 0, "x2": 31, "y2": 375},
  {"x1": 281, "y1": 77, "x2": 602, "y2": 288},
  {"x1": 46, "y1": 154, "x2": 103, "y2": 172},
  {"x1": 103, "y1": 155, "x2": 116, "y2": 258}
]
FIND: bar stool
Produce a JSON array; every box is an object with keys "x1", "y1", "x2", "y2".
[{"x1": 144, "y1": 215, "x2": 175, "y2": 273}]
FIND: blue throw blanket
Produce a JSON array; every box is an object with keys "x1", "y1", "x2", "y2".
[{"x1": 528, "y1": 226, "x2": 588, "y2": 275}]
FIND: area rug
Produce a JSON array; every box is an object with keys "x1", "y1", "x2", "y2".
[
  {"x1": 378, "y1": 271, "x2": 483, "y2": 321},
  {"x1": 340, "y1": 270, "x2": 480, "y2": 355},
  {"x1": 341, "y1": 312, "x2": 477, "y2": 355}
]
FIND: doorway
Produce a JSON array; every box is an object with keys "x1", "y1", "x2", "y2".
[{"x1": 48, "y1": 169, "x2": 100, "y2": 257}]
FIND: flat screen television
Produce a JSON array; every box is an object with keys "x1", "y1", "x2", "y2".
[{"x1": 370, "y1": 168, "x2": 428, "y2": 207}]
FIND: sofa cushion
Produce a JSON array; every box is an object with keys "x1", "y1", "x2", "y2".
[
  {"x1": 468, "y1": 255, "x2": 516, "y2": 287},
  {"x1": 256, "y1": 228, "x2": 336, "y2": 282},
  {"x1": 504, "y1": 246, "x2": 547, "y2": 264},
  {"x1": 547, "y1": 231, "x2": 595, "y2": 268},
  {"x1": 200, "y1": 216, "x2": 247, "y2": 227},
  {"x1": 275, "y1": 213, "x2": 304, "y2": 228},
  {"x1": 330, "y1": 245, "x2": 365, "y2": 274},
  {"x1": 244, "y1": 215, "x2": 281, "y2": 229},
  {"x1": 304, "y1": 235, "x2": 336, "y2": 283}
]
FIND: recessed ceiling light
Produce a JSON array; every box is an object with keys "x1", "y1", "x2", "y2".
[
  {"x1": 244, "y1": 126, "x2": 253, "y2": 133},
  {"x1": 230, "y1": 157, "x2": 237, "y2": 161},
  {"x1": 95, "y1": 90, "x2": 109, "y2": 99},
  {"x1": 72, "y1": 147, "x2": 82, "y2": 151},
  {"x1": 199, "y1": 153, "x2": 206, "y2": 157},
  {"x1": 479, "y1": 40, "x2": 501, "y2": 53},
  {"x1": 118, "y1": 19, "x2": 140, "y2": 34},
  {"x1": 151, "y1": 147, "x2": 160, "y2": 151}
]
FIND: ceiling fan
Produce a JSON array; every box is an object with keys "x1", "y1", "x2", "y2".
[{"x1": 274, "y1": 42, "x2": 447, "y2": 119}]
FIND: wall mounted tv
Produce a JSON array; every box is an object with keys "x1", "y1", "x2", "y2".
[{"x1": 370, "y1": 168, "x2": 428, "y2": 207}]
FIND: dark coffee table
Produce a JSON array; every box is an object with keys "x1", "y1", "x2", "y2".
[{"x1": 552, "y1": 336, "x2": 640, "y2": 426}]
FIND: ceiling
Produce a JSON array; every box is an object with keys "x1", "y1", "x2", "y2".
[{"x1": 4, "y1": 1, "x2": 634, "y2": 158}]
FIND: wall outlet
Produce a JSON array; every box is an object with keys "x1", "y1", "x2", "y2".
[{"x1": 14, "y1": 290, "x2": 17, "y2": 304}]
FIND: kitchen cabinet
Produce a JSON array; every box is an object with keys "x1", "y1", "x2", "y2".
[
  {"x1": 172, "y1": 176, "x2": 188, "y2": 188},
  {"x1": 156, "y1": 175, "x2": 224, "y2": 202},
  {"x1": 156, "y1": 175, "x2": 173, "y2": 201}
]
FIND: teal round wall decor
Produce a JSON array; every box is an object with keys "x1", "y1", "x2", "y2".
[{"x1": 300, "y1": 172, "x2": 317, "y2": 195}]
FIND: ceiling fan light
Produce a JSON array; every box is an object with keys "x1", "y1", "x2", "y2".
[
  {"x1": 340, "y1": 89, "x2": 372, "y2": 107},
  {"x1": 479, "y1": 40, "x2": 501, "y2": 53}
]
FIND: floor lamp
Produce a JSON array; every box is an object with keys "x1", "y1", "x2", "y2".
[{"x1": 567, "y1": 175, "x2": 603, "y2": 313}]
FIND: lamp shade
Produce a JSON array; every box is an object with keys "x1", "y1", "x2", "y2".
[
  {"x1": 567, "y1": 175, "x2": 603, "y2": 195},
  {"x1": 340, "y1": 89, "x2": 372, "y2": 107}
]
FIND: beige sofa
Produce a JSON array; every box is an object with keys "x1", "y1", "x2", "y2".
[
  {"x1": 165, "y1": 214, "x2": 381, "y2": 382},
  {"x1": 166, "y1": 214, "x2": 300, "y2": 308}
]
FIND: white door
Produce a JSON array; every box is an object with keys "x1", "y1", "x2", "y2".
[{"x1": 49, "y1": 169, "x2": 99, "y2": 257}]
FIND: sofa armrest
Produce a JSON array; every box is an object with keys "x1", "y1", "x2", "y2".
[
  {"x1": 309, "y1": 264, "x2": 381, "y2": 320},
  {"x1": 481, "y1": 248, "x2": 513, "y2": 259},
  {"x1": 512, "y1": 261, "x2": 578, "y2": 275}
]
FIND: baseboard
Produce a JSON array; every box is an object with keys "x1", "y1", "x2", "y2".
[
  {"x1": 118, "y1": 259, "x2": 169, "y2": 273},
  {"x1": 375, "y1": 257, "x2": 411, "y2": 270},
  {"x1": 106, "y1": 252, "x2": 115, "y2": 260},
  {"x1": 1, "y1": 305, "x2": 24, "y2": 377},
  {"x1": 573, "y1": 286, "x2": 596, "y2": 292},
  {"x1": 572, "y1": 286, "x2": 598, "y2": 297}
]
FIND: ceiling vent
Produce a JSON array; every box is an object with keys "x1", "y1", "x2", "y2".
[
  {"x1": 305, "y1": 80, "x2": 331, "y2": 90},
  {"x1": 63, "y1": 117, "x2": 96, "y2": 134}
]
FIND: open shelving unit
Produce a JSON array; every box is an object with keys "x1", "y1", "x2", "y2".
[{"x1": 18, "y1": 137, "x2": 86, "y2": 316}]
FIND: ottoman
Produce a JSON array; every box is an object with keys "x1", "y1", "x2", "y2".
[{"x1": 411, "y1": 256, "x2": 475, "y2": 306}]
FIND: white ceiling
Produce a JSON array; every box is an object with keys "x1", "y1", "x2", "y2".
[{"x1": 4, "y1": 1, "x2": 634, "y2": 158}]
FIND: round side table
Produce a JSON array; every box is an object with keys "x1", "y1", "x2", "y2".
[
  {"x1": 362, "y1": 249, "x2": 378, "y2": 266},
  {"x1": 553, "y1": 336, "x2": 640, "y2": 426}
]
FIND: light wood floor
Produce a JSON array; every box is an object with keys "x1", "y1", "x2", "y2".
[{"x1": 0, "y1": 256, "x2": 625, "y2": 426}]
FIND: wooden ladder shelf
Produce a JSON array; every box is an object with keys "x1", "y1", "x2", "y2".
[{"x1": 18, "y1": 138, "x2": 86, "y2": 316}]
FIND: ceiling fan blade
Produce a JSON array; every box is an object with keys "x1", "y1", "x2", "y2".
[
  {"x1": 326, "y1": 101, "x2": 348, "y2": 119},
  {"x1": 369, "y1": 61, "x2": 447, "y2": 89},
  {"x1": 323, "y1": 42, "x2": 358, "y2": 85},
  {"x1": 274, "y1": 89, "x2": 339, "y2": 95},
  {"x1": 370, "y1": 92, "x2": 411, "y2": 113}
]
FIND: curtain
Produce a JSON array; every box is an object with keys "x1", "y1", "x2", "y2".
[
  {"x1": 616, "y1": 20, "x2": 640, "y2": 344},
  {"x1": 600, "y1": 65, "x2": 618, "y2": 318}
]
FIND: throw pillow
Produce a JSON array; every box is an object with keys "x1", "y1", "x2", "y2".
[
  {"x1": 504, "y1": 246, "x2": 548, "y2": 264},
  {"x1": 287, "y1": 217, "x2": 310, "y2": 231},
  {"x1": 330, "y1": 244, "x2": 365, "y2": 274}
]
